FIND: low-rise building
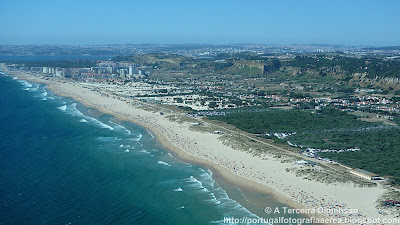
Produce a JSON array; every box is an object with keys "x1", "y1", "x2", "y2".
[
  {"x1": 350, "y1": 168, "x2": 379, "y2": 180},
  {"x1": 295, "y1": 160, "x2": 317, "y2": 165}
]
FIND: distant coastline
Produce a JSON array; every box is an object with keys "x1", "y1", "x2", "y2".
[{"x1": 0, "y1": 55, "x2": 116, "y2": 61}]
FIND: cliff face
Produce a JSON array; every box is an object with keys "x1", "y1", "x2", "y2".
[
  {"x1": 278, "y1": 65, "x2": 400, "y2": 91},
  {"x1": 277, "y1": 66, "x2": 347, "y2": 80},
  {"x1": 350, "y1": 73, "x2": 400, "y2": 90}
]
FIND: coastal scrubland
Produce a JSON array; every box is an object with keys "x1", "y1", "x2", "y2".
[{"x1": 208, "y1": 107, "x2": 400, "y2": 185}]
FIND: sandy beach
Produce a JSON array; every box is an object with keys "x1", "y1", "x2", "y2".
[{"x1": 4, "y1": 69, "x2": 398, "y2": 224}]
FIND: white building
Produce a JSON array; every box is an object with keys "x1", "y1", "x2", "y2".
[
  {"x1": 55, "y1": 69, "x2": 64, "y2": 77},
  {"x1": 119, "y1": 69, "x2": 128, "y2": 77},
  {"x1": 350, "y1": 168, "x2": 379, "y2": 180},
  {"x1": 129, "y1": 66, "x2": 137, "y2": 75}
]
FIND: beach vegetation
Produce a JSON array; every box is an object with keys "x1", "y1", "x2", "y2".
[{"x1": 208, "y1": 108, "x2": 400, "y2": 184}]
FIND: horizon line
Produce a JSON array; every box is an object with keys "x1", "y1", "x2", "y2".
[{"x1": 0, "y1": 43, "x2": 399, "y2": 48}]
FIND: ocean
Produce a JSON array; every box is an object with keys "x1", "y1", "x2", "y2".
[{"x1": 0, "y1": 72, "x2": 310, "y2": 225}]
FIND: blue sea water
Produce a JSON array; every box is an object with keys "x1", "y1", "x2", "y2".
[{"x1": 0, "y1": 72, "x2": 264, "y2": 225}]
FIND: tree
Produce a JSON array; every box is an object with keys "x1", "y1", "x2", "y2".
[
  {"x1": 208, "y1": 101, "x2": 218, "y2": 108},
  {"x1": 272, "y1": 59, "x2": 281, "y2": 69},
  {"x1": 174, "y1": 97, "x2": 183, "y2": 103}
]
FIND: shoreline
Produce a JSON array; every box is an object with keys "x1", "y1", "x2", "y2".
[
  {"x1": 6, "y1": 71, "x2": 322, "y2": 222},
  {"x1": 52, "y1": 80, "x2": 311, "y2": 218},
  {"x1": 3, "y1": 69, "x2": 396, "y2": 224}
]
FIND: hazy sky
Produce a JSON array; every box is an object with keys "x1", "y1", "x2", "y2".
[{"x1": 0, "y1": 0, "x2": 399, "y2": 46}]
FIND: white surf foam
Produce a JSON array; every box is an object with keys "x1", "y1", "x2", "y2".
[
  {"x1": 110, "y1": 121, "x2": 132, "y2": 135},
  {"x1": 92, "y1": 119, "x2": 114, "y2": 130},
  {"x1": 209, "y1": 187, "x2": 259, "y2": 219},
  {"x1": 184, "y1": 176, "x2": 208, "y2": 192},
  {"x1": 147, "y1": 130, "x2": 154, "y2": 139},
  {"x1": 137, "y1": 149, "x2": 151, "y2": 154},
  {"x1": 58, "y1": 105, "x2": 67, "y2": 111},
  {"x1": 157, "y1": 161, "x2": 171, "y2": 166},
  {"x1": 29, "y1": 85, "x2": 39, "y2": 91},
  {"x1": 126, "y1": 133, "x2": 142, "y2": 142},
  {"x1": 37, "y1": 91, "x2": 47, "y2": 97},
  {"x1": 181, "y1": 174, "x2": 258, "y2": 219},
  {"x1": 174, "y1": 187, "x2": 183, "y2": 192},
  {"x1": 96, "y1": 137, "x2": 122, "y2": 142},
  {"x1": 207, "y1": 193, "x2": 222, "y2": 205},
  {"x1": 18, "y1": 80, "x2": 32, "y2": 88},
  {"x1": 37, "y1": 91, "x2": 47, "y2": 100},
  {"x1": 79, "y1": 119, "x2": 88, "y2": 123},
  {"x1": 199, "y1": 169, "x2": 215, "y2": 188},
  {"x1": 67, "y1": 103, "x2": 114, "y2": 130}
]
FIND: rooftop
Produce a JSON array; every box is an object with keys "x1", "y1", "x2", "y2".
[{"x1": 351, "y1": 168, "x2": 378, "y2": 177}]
